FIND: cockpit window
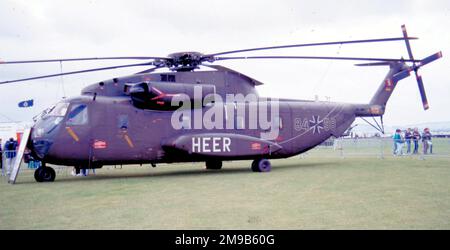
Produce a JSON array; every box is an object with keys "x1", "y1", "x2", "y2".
[
  {"x1": 66, "y1": 104, "x2": 88, "y2": 125},
  {"x1": 47, "y1": 102, "x2": 69, "y2": 117}
]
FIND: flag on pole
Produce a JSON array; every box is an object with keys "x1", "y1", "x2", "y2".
[{"x1": 18, "y1": 99, "x2": 34, "y2": 108}]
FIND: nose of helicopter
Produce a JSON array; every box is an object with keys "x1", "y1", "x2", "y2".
[
  {"x1": 29, "y1": 118, "x2": 63, "y2": 159},
  {"x1": 30, "y1": 135, "x2": 53, "y2": 159},
  {"x1": 29, "y1": 102, "x2": 69, "y2": 159}
]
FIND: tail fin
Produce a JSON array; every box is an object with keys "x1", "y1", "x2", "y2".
[{"x1": 369, "y1": 62, "x2": 408, "y2": 109}]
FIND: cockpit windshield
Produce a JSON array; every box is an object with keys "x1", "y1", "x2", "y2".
[
  {"x1": 32, "y1": 102, "x2": 70, "y2": 138},
  {"x1": 47, "y1": 102, "x2": 70, "y2": 117},
  {"x1": 34, "y1": 102, "x2": 70, "y2": 122}
]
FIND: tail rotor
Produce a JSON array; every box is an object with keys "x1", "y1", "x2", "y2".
[{"x1": 401, "y1": 24, "x2": 441, "y2": 110}]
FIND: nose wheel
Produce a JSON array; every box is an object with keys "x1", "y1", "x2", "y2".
[
  {"x1": 251, "y1": 159, "x2": 272, "y2": 172},
  {"x1": 34, "y1": 165, "x2": 56, "y2": 182}
]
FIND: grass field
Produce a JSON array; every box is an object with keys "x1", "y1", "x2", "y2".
[{"x1": 1, "y1": 138, "x2": 450, "y2": 229}]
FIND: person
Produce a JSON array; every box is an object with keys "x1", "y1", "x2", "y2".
[
  {"x1": 4, "y1": 138, "x2": 18, "y2": 176},
  {"x1": 393, "y1": 129, "x2": 404, "y2": 156},
  {"x1": 413, "y1": 127, "x2": 421, "y2": 154},
  {"x1": 71, "y1": 166, "x2": 81, "y2": 176},
  {"x1": 405, "y1": 128, "x2": 412, "y2": 154},
  {"x1": 0, "y1": 138, "x2": 3, "y2": 176},
  {"x1": 392, "y1": 130, "x2": 399, "y2": 155},
  {"x1": 25, "y1": 150, "x2": 41, "y2": 169},
  {"x1": 86, "y1": 168, "x2": 96, "y2": 176},
  {"x1": 398, "y1": 130, "x2": 405, "y2": 155},
  {"x1": 422, "y1": 128, "x2": 432, "y2": 155}
]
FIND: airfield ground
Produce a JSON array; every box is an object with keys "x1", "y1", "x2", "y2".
[{"x1": 1, "y1": 138, "x2": 450, "y2": 229}]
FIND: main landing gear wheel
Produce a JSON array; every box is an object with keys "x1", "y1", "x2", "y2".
[
  {"x1": 251, "y1": 159, "x2": 272, "y2": 172},
  {"x1": 205, "y1": 160, "x2": 222, "y2": 170},
  {"x1": 34, "y1": 166, "x2": 56, "y2": 182}
]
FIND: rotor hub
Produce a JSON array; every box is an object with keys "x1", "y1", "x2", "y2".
[{"x1": 166, "y1": 51, "x2": 206, "y2": 71}]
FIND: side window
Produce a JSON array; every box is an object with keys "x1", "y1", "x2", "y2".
[
  {"x1": 118, "y1": 115, "x2": 129, "y2": 130},
  {"x1": 160, "y1": 74, "x2": 176, "y2": 82},
  {"x1": 66, "y1": 104, "x2": 88, "y2": 125}
]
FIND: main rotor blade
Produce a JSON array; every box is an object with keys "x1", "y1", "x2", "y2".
[
  {"x1": 355, "y1": 62, "x2": 393, "y2": 67},
  {"x1": 205, "y1": 37, "x2": 418, "y2": 57},
  {"x1": 0, "y1": 62, "x2": 155, "y2": 84},
  {"x1": 401, "y1": 25, "x2": 416, "y2": 64},
  {"x1": 0, "y1": 56, "x2": 170, "y2": 65},
  {"x1": 214, "y1": 55, "x2": 421, "y2": 63}
]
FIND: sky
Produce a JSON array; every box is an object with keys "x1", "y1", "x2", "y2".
[{"x1": 0, "y1": 0, "x2": 449, "y2": 126}]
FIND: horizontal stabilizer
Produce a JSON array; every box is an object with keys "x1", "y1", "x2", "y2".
[{"x1": 392, "y1": 69, "x2": 411, "y2": 82}]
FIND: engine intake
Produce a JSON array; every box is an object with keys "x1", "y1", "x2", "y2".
[{"x1": 126, "y1": 81, "x2": 215, "y2": 110}]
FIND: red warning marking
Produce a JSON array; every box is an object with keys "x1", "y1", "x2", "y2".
[
  {"x1": 370, "y1": 106, "x2": 381, "y2": 115},
  {"x1": 261, "y1": 145, "x2": 270, "y2": 154},
  {"x1": 385, "y1": 78, "x2": 393, "y2": 91},
  {"x1": 251, "y1": 142, "x2": 261, "y2": 150},
  {"x1": 150, "y1": 87, "x2": 181, "y2": 101},
  {"x1": 93, "y1": 140, "x2": 107, "y2": 149},
  {"x1": 151, "y1": 87, "x2": 163, "y2": 95},
  {"x1": 152, "y1": 118, "x2": 163, "y2": 123}
]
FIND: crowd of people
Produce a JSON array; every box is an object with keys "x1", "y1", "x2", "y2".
[
  {"x1": 392, "y1": 127, "x2": 433, "y2": 156},
  {"x1": 1, "y1": 137, "x2": 94, "y2": 177}
]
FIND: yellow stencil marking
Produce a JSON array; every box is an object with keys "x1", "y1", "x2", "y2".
[
  {"x1": 65, "y1": 127, "x2": 79, "y2": 142},
  {"x1": 124, "y1": 134, "x2": 134, "y2": 148}
]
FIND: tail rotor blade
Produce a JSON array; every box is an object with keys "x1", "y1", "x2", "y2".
[
  {"x1": 416, "y1": 74, "x2": 429, "y2": 110},
  {"x1": 420, "y1": 51, "x2": 443, "y2": 67}
]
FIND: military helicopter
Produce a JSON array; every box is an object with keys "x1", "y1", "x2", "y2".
[{"x1": 0, "y1": 25, "x2": 442, "y2": 183}]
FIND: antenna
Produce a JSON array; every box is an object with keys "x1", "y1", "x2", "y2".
[{"x1": 59, "y1": 60, "x2": 66, "y2": 99}]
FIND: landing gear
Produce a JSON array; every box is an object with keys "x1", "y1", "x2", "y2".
[
  {"x1": 251, "y1": 159, "x2": 271, "y2": 172},
  {"x1": 205, "y1": 160, "x2": 222, "y2": 170},
  {"x1": 34, "y1": 165, "x2": 56, "y2": 182}
]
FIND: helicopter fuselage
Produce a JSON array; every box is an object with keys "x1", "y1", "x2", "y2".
[{"x1": 30, "y1": 94, "x2": 356, "y2": 168}]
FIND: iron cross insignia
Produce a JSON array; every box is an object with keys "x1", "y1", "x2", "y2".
[{"x1": 309, "y1": 115, "x2": 324, "y2": 134}]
